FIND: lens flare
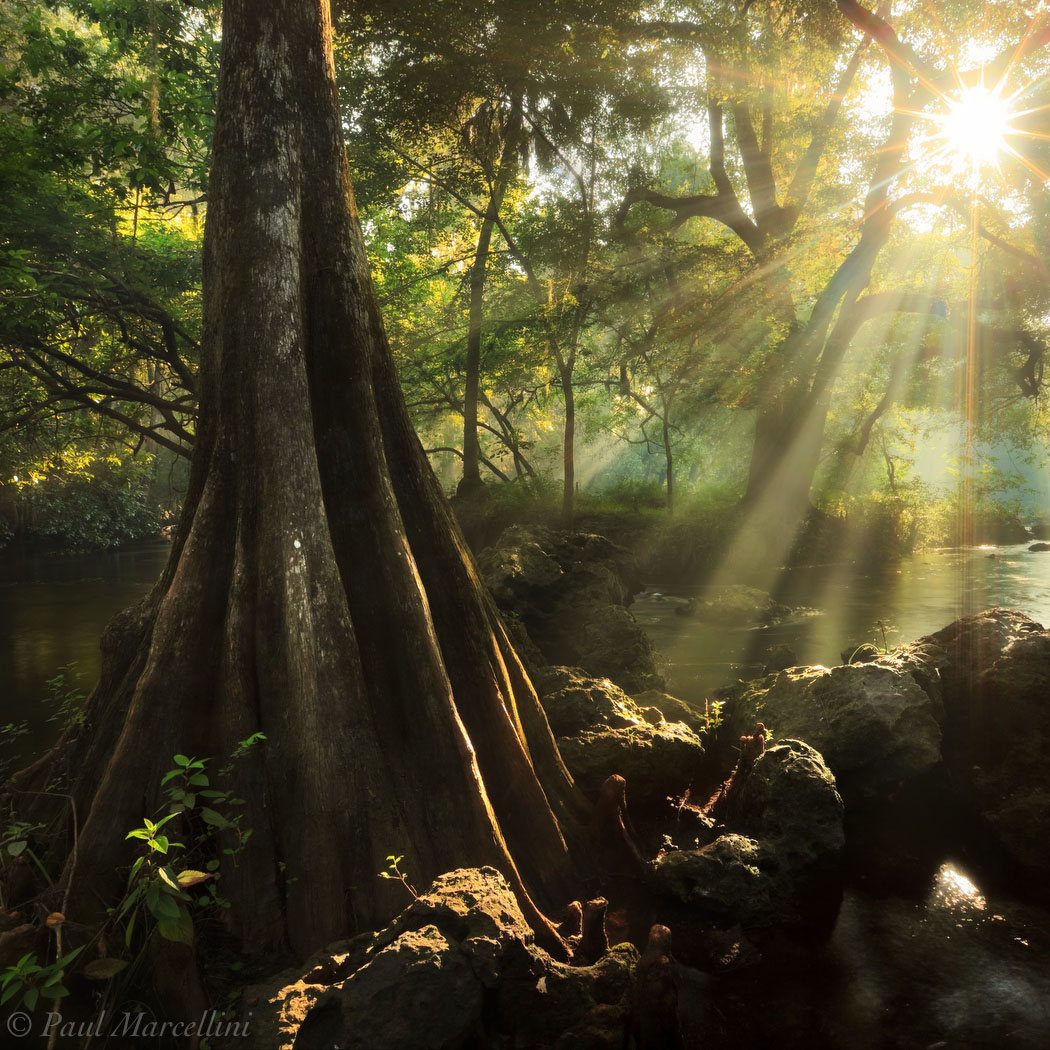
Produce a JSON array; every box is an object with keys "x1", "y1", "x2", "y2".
[{"x1": 935, "y1": 83, "x2": 1014, "y2": 182}]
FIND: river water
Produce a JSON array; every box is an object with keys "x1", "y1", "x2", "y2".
[
  {"x1": 632, "y1": 543, "x2": 1050, "y2": 704},
  {"x1": 0, "y1": 542, "x2": 171, "y2": 742},
  {"x1": 7, "y1": 542, "x2": 1050, "y2": 730},
  {"x1": 3, "y1": 541, "x2": 1050, "y2": 1046},
  {"x1": 632, "y1": 545, "x2": 1050, "y2": 1049}
]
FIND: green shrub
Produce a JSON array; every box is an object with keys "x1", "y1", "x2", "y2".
[{"x1": 22, "y1": 465, "x2": 160, "y2": 551}]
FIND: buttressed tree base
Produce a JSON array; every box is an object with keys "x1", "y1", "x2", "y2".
[{"x1": 17, "y1": 0, "x2": 586, "y2": 963}]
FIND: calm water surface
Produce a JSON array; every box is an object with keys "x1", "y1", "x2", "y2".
[
  {"x1": 7, "y1": 542, "x2": 1049, "y2": 726},
  {"x1": 633, "y1": 544, "x2": 1050, "y2": 702},
  {"x1": 0, "y1": 542, "x2": 171, "y2": 740}
]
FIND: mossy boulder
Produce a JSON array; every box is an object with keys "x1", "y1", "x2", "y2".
[
  {"x1": 478, "y1": 526, "x2": 661, "y2": 691},
  {"x1": 650, "y1": 741, "x2": 844, "y2": 929},
  {"x1": 731, "y1": 660, "x2": 943, "y2": 806},
  {"x1": 923, "y1": 609, "x2": 1050, "y2": 875},
  {"x1": 538, "y1": 667, "x2": 704, "y2": 804}
]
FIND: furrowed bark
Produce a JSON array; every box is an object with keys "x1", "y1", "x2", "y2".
[{"x1": 16, "y1": 0, "x2": 582, "y2": 965}]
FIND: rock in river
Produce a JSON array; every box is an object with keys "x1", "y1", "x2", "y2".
[
  {"x1": 730, "y1": 659, "x2": 943, "y2": 807},
  {"x1": 651, "y1": 740, "x2": 844, "y2": 928}
]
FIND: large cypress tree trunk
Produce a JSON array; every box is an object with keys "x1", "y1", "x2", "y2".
[{"x1": 18, "y1": 0, "x2": 584, "y2": 962}]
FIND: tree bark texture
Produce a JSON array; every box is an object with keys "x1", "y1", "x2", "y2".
[{"x1": 19, "y1": 0, "x2": 584, "y2": 962}]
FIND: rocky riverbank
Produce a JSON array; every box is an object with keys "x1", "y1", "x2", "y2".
[{"x1": 235, "y1": 528, "x2": 1050, "y2": 1049}]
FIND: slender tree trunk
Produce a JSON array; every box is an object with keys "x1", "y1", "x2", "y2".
[
  {"x1": 459, "y1": 98, "x2": 522, "y2": 497},
  {"x1": 560, "y1": 363, "x2": 575, "y2": 528},
  {"x1": 662, "y1": 413, "x2": 674, "y2": 515},
  {"x1": 18, "y1": 0, "x2": 583, "y2": 964},
  {"x1": 459, "y1": 211, "x2": 497, "y2": 495}
]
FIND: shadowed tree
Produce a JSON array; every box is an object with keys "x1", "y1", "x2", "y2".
[{"x1": 16, "y1": 0, "x2": 586, "y2": 962}]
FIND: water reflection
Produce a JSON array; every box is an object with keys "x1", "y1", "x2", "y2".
[
  {"x1": 929, "y1": 863, "x2": 986, "y2": 912},
  {"x1": 816, "y1": 877, "x2": 1050, "y2": 1049},
  {"x1": 635, "y1": 544, "x2": 1050, "y2": 702},
  {"x1": 0, "y1": 543, "x2": 171, "y2": 743}
]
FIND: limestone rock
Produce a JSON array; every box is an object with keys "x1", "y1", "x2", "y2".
[
  {"x1": 735, "y1": 739, "x2": 845, "y2": 917},
  {"x1": 651, "y1": 742, "x2": 844, "y2": 928},
  {"x1": 537, "y1": 668, "x2": 704, "y2": 806},
  {"x1": 556, "y1": 720, "x2": 703, "y2": 804},
  {"x1": 631, "y1": 689, "x2": 705, "y2": 733},
  {"x1": 570, "y1": 604, "x2": 661, "y2": 692},
  {"x1": 273, "y1": 867, "x2": 640, "y2": 1050},
  {"x1": 681, "y1": 585, "x2": 793, "y2": 626},
  {"x1": 924, "y1": 610, "x2": 1050, "y2": 875},
  {"x1": 651, "y1": 835, "x2": 778, "y2": 926},
  {"x1": 732, "y1": 660, "x2": 943, "y2": 805},
  {"x1": 477, "y1": 534, "x2": 564, "y2": 604},
  {"x1": 539, "y1": 667, "x2": 651, "y2": 736},
  {"x1": 477, "y1": 525, "x2": 660, "y2": 691}
]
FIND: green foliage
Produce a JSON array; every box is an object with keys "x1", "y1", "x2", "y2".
[
  {"x1": 0, "y1": 739, "x2": 259, "y2": 1015},
  {"x1": 0, "y1": 818, "x2": 51, "y2": 899},
  {"x1": 0, "y1": 946, "x2": 83, "y2": 1012},
  {"x1": 0, "y1": 0, "x2": 210, "y2": 495},
  {"x1": 699, "y1": 699, "x2": 725, "y2": 735},
  {"x1": 119, "y1": 812, "x2": 196, "y2": 945},
  {"x1": 43, "y1": 663, "x2": 86, "y2": 728},
  {"x1": 1, "y1": 0, "x2": 1047, "y2": 550},
  {"x1": 377, "y1": 854, "x2": 418, "y2": 900},
  {"x1": 14, "y1": 459, "x2": 160, "y2": 551},
  {"x1": 847, "y1": 620, "x2": 898, "y2": 664}
]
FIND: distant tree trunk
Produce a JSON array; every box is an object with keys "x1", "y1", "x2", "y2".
[
  {"x1": 459, "y1": 209, "x2": 498, "y2": 496},
  {"x1": 662, "y1": 413, "x2": 674, "y2": 515},
  {"x1": 744, "y1": 392, "x2": 827, "y2": 520},
  {"x1": 560, "y1": 364, "x2": 575, "y2": 527},
  {"x1": 17, "y1": 0, "x2": 583, "y2": 964},
  {"x1": 459, "y1": 108, "x2": 520, "y2": 497}
]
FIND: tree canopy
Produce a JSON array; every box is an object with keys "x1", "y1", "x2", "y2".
[{"x1": 4, "y1": 0, "x2": 1048, "y2": 542}]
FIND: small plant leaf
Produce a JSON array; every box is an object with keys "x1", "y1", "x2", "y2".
[
  {"x1": 124, "y1": 909, "x2": 138, "y2": 947},
  {"x1": 148, "y1": 890, "x2": 182, "y2": 922},
  {"x1": 157, "y1": 866, "x2": 179, "y2": 891},
  {"x1": 200, "y1": 807, "x2": 232, "y2": 829},
  {"x1": 177, "y1": 869, "x2": 213, "y2": 888},
  {"x1": 83, "y1": 958, "x2": 128, "y2": 980},
  {"x1": 53, "y1": 946, "x2": 83, "y2": 968},
  {"x1": 156, "y1": 904, "x2": 194, "y2": 945},
  {"x1": 7, "y1": 840, "x2": 27, "y2": 857}
]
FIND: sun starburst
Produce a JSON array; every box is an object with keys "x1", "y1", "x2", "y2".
[{"x1": 931, "y1": 81, "x2": 1017, "y2": 185}]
